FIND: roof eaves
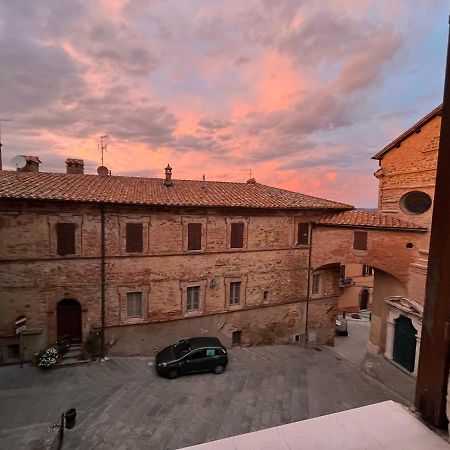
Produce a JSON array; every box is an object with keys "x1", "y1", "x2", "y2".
[
  {"x1": 312, "y1": 222, "x2": 428, "y2": 232},
  {"x1": 372, "y1": 104, "x2": 442, "y2": 160}
]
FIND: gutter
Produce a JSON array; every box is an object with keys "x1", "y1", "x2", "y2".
[{"x1": 100, "y1": 206, "x2": 106, "y2": 358}]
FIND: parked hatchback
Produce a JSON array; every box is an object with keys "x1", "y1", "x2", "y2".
[{"x1": 155, "y1": 337, "x2": 228, "y2": 379}]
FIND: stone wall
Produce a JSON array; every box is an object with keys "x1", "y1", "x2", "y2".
[{"x1": 0, "y1": 200, "x2": 333, "y2": 362}]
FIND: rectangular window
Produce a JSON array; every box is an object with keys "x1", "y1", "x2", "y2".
[
  {"x1": 187, "y1": 286, "x2": 200, "y2": 311},
  {"x1": 56, "y1": 223, "x2": 76, "y2": 256},
  {"x1": 312, "y1": 274, "x2": 321, "y2": 295},
  {"x1": 353, "y1": 231, "x2": 368, "y2": 250},
  {"x1": 362, "y1": 265, "x2": 373, "y2": 276},
  {"x1": 297, "y1": 223, "x2": 309, "y2": 245},
  {"x1": 126, "y1": 292, "x2": 143, "y2": 318},
  {"x1": 229, "y1": 281, "x2": 241, "y2": 305},
  {"x1": 187, "y1": 223, "x2": 202, "y2": 251},
  {"x1": 263, "y1": 290, "x2": 269, "y2": 303},
  {"x1": 230, "y1": 222, "x2": 244, "y2": 248},
  {"x1": 126, "y1": 223, "x2": 143, "y2": 253},
  {"x1": 339, "y1": 264, "x2": 346, "y2": 279}
]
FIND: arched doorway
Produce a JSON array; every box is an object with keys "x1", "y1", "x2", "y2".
[
  {"x1": 360, "y1": 289, "x2": 369, "y2": 310},
  {"x1": 393, "y1": 315, "x2": 417, "y2": 372},
  {"x1": 57, "y1": 299, "x2": 82, "y2": 343}
]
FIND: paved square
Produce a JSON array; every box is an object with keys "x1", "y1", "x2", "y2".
[{"x1": 0, "y1": 345, "x2": 407, "y2": 449}]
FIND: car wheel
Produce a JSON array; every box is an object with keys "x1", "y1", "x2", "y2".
[
  {"x1": 167, "y1": 370, "x2": 178, "y2": 379},
  {"x1": 213, "y1": 365, "x2": 225, "y2": 374}
]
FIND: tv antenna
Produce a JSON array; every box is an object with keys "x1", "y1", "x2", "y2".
[
  {"x1": 0, "y1": 118, "x2": 13, "y2": 171},
  {"x1": 240, "y1": 168, "x2": 252, "y2": 179},
  {"x1": 98, "y1": 134, "x2": 109, "y2": 166}
]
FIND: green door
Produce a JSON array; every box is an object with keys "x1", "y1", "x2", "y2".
[{"x1": 393, "y1": 315, "x2": 417, "y2": 372}]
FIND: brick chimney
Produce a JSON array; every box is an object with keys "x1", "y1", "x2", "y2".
[
  {"x1": 18, "y1": 156, "x2": 41, "y2": 172},
  {"x1": 65, "y1": 158, "x2": 84, "y2": 174},
  {"x1": 164, "y1": 164, "x2": 173, "y2": 186}
]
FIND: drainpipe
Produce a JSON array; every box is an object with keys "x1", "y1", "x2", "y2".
[
  {"x1": 100, "y1": 207, "x2": 106, "y2": 358},
  {"x1": 304, "y1": 223, "x2": 314, "y2": 343}
]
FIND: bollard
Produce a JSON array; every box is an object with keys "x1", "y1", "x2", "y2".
[{"x1": 64, "y1": 408, "x2": 77, "y2": 429}]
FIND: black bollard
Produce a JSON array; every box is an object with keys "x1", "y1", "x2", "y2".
[{"x1": 64, "y1": 408, "x2": 77, "y2": 429}]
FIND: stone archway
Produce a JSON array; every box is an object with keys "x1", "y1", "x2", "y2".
[{"x1": 57, "y1": 299, "x2": 82, "y2": 344}]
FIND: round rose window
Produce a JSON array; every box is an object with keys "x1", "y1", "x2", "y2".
[{"x1": 400, "y1": 191, "x2": 432, "y2": 214}]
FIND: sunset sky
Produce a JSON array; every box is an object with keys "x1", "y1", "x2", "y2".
[{"x1": 0, "y1": 0, "x2": 447, "y2": 206}]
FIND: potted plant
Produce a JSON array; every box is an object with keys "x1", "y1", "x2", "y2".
[{"x1": 38, "y1": 347, "x2": 59, "y2": 369}]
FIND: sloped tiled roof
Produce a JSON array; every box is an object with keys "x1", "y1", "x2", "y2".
[
  {"x1": 0, "y1": 171, "x2": 353, "y2": 210},
  {"x1": 314, "y1": 210, "x2": 427, "y2": 231},
  {"x1": 372, "y1": 104, "x2": 442, "y2": 160}
]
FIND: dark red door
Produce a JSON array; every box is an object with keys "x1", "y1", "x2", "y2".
[{"x1": 57, "y1": 299, "x2": 82, "y2": 343}]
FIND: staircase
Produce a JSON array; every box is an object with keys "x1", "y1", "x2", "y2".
[{"x1": 55, "y1": 344, "x2": 90, "y2": 367}]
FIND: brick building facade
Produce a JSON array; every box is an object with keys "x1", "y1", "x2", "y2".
[{"x1": 0, "y1": 163, "x2": 356, "y2": 363}]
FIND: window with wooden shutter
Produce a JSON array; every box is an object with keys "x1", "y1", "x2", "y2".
[
  {"x1": 230, "y1": 222, "x2": 244, "y2": 248},
  {"x1": 353, "y1": 231, "x2": 368, "y2": 250},
  {"x1": 56, "y1": 223, "x2": 76, "y2": 256},
  {"x1": 126, "y1": 292, "x2": 143, "y2": 318},
  {"x1": 187, "y1": 286, "x2": 200, "y2": 311},
  {"x1": 297, "y1": 223, "x2": 309, "y2": 245},
  {"x1": 188, "y1": 223, "x2": 202, "y2": 250},
  {"x1": 126, "y1": 223, "x2": 143, "y2": 253}
]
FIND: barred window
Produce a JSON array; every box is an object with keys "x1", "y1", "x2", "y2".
[
  {"x1": 353, "y1": 231, "x2": 368, "y2": 250},
  {"x1": 187, "y1": 286, "x2": 200, "y2": 311},
  {"x1": 229, "y1": 282, "x2": 241, "y2": 305},
  {"x1": 126, "y1": 292, "x2": 143, "y2": 318}
]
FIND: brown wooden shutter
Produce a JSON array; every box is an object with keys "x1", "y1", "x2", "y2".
[
  {"x1": 230, "y1": 222, "x2": 244, "y2": 248},
  {"x1": 188, "y1": 223, "x2": 202, "y2": 250},
  {"x1": 353, "y1": 231, "x2": 368, "y2": 250},
  {"x1": 297, "y1": 223, "x2": 309, "y2": 245},
  {"x1": 126, "y1": 223, "x2": 143, "y2": 253},
  {"x1": 56, "y1": 223, "x2": 76, "y2": 255}
]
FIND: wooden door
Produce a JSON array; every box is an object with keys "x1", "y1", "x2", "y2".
[
  {"x1": 57, "y1": 299, "x2": 82, "y2": 343},
  {"x1": 393, "y1": 315, "x2": 417, "y2": 372}
]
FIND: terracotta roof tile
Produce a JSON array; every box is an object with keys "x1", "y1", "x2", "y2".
[
  {"x1": 314, "y1": 209, "x2": 427, "y2": 231},
  {"x1": 0, "y1": 171, "x2": 353, "y2": 210}
]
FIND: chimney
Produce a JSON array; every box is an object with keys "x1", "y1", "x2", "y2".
[
  {"x1": 18, "y1": 156, "x2": 41, "y2": 172},
  {"x1": 246, "y1": 177, "x2": 256, "y2": 184},
  {"x1": 65, "y1": 158, "x2": 84, "y2": 174},
  {"x1": 164, "y1": 164, "x2": 173, "y2": 186}
]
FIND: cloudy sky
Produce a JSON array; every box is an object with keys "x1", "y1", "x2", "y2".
[{"x1": 0, "y1": 0, "x2": 447, "y2": 206}]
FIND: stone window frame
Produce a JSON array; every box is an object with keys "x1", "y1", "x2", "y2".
[
  {"x1": 48, "y1": 215, "x2": 83, "y2": 257},
  {"x1": 226, "y1": 217, "x2": 249, "y2": 251},
  {"x1": 119, "y1": 216, "x2": 151, "y2": 255},
  {"x1": 180, "y1": 280, "x2": 207, "y2": 317},
  {"x1": 118, "y1": 285, "x2": 150, "y2": 324},
  {"x1": 289, "y1": 218, "x2": 311, "y2": 247},
  {"x1": 225, "y1": 276, "x2": 247, "y2": 311},
  {"x1": 181, "y1": 216, "x2": 208, "y2": 253}
]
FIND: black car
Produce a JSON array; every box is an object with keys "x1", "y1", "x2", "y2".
[{"x1": 155, "y1": 337, "x2": 228, "y2": 379}]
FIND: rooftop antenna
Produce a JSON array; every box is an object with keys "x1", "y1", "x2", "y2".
[
  {"x1": 0, "y1": 118, "x2": 13, "y2": 171},
  {"x1": 98, "y1": 134, "x2": 109, "y2": 166},
  {"x1": 240, "y1": 168, "x2": 252, "y2": 180}
]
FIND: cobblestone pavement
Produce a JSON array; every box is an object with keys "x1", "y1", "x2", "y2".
[{"x1": 0, "y1": 344, "x2": 406, "y2": 450}]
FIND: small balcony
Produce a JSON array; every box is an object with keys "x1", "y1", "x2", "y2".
[{"x1": 339, "y1": 277, "x2": 354, "y2": 287}]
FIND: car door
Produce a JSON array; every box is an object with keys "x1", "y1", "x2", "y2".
[{"x1": 184, "y1": 349, "x2": 208, "y2": 373}]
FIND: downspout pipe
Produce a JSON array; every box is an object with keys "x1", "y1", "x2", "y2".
[
  {"x1": 305, "y1": 223, "x2": 313, "y2": 343},
  {"x1": 100, "y1": 206, "x2": 106, "y2": 358}
]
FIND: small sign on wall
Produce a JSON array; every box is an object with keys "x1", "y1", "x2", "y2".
[{"x1": 15, "y1": 315, "x2": 27, "y2": 334}]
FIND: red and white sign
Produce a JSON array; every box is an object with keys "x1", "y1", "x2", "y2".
[{"x1": 15, "y1": 315, "x2": 26, "y2": 334}]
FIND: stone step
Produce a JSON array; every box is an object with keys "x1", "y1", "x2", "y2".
[
  {"x1": 64, "y1": 349, "x2": 82, "y2": 358},
  {"x1": 68, "y1": 344, "x2": 82, "y2": 350},
  {"x1": 55, "y1": 356, "x2": 90, "y2": 367}
]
